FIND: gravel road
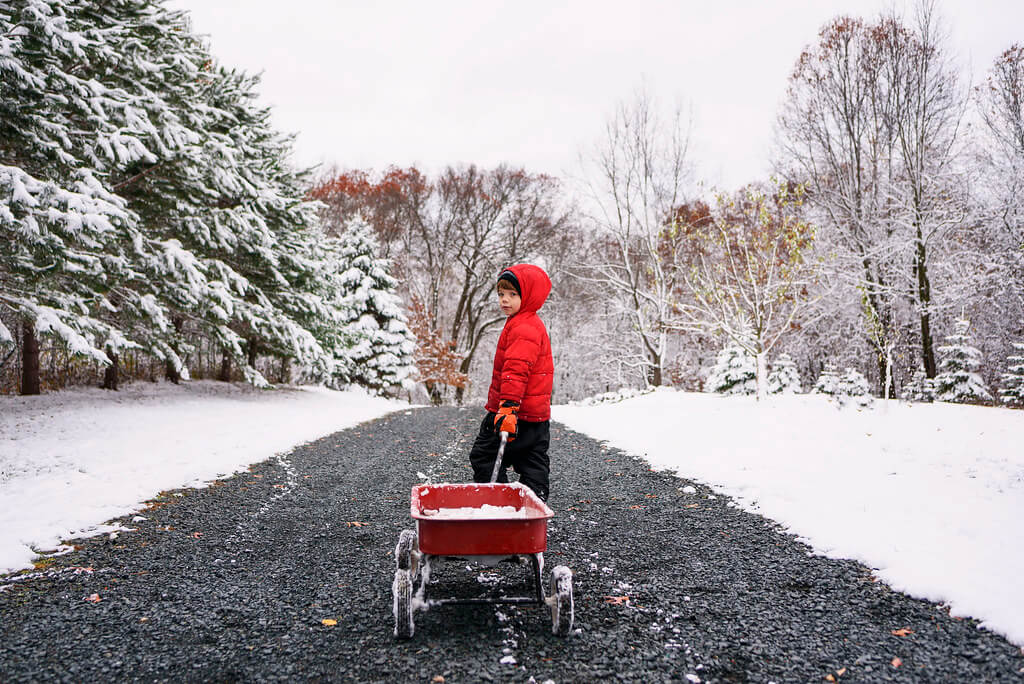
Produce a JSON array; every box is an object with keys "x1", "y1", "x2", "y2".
[{"x1": 1, "y1": 406, "x2": 1022, "y2": 683}]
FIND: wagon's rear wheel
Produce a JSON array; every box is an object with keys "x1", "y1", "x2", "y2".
[
  {"x1": 396, "y1": 529, "x2": 418, "y2": 576},
  {"x1": 550, "y1": 565, "x2": 574, "y2": 637},
  {"x1": 393, "y1": 568, "x2": 414, "y2": 639}
]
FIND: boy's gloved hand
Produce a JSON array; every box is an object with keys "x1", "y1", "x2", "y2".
[{"x1": 494, "y1": 400, "x2": 520, "y2": 439}]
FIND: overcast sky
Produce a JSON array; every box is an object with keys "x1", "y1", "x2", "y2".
[{"x1": 168, "y1": 0, "x2": 1023, "y2": 191}]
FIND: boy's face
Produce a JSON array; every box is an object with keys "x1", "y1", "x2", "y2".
[{"x1": 497, "y1": 284, "x2": 521, "y2": 316}]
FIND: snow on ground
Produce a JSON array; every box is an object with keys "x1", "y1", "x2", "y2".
[
  {"x1": 4, "y1": 381, "x2": 1023, "y2": 648},
  {"x1": 0, "y1": 381, "x2": 409, "y2": 574},
  {"x1": 553, "y1": 389, "x2": 1024, "y2": 647}
]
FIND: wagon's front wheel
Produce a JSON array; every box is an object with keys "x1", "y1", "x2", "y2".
[
  {"x1": 550, "y1": 565, "x2": 574, "y2": 637},
  {"x1": 393, "y1": 568, "x2": 414, "y2": 639}
]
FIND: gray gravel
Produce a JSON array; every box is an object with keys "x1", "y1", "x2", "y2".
[{"x1": 1, "y1": 406, "x2": 1022, "y2": 682}]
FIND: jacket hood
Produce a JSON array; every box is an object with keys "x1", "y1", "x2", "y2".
[{"x1": 504, "y1": 263, "x2": 551, "y2": 314}]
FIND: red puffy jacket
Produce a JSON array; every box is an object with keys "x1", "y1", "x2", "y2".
[{"x1": 485, "y1": 264, "x2": 554, "y2": 422}]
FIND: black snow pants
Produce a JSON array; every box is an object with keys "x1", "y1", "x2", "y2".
[{"x1": 468, "y1": 413, "x2": 550, "y2": 502}]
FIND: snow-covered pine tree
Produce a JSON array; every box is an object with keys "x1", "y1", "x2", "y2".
[
  {"x1": 933, "y1": 318, "x2": 993, "y2": 403},
  {"x1": 0, "y1": 0, "x2": 171, "y2": 391},
  {"x1": 998, "y1": 341, "x2": 1024, "y2": 406},
  {"x1": 1, "y1": 0, "x2": 345, "y2": 391},
  {"x1": 330, "y1": 216, "x2": 415, "y2": 394},
  {"x1": 837, "y1": 367, "x2": 873, "y2": 408},
  {"x1": 811, "y1": 362, "x2": 841, "y2": 396},
  {"x1": 706, "y1": 342, "x2": 756, "y2": 395},
  {"x1": 182, "y1": 64, "x2": 335, "y2": 385},
  {"x1": 901, "y1": 368, "x2": 936, "y2": 402},
  {"x1": 767, "y1": 353, "x2": 802, "y2": 394}
]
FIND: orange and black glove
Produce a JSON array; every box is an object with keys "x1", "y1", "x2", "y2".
[{"x1": 493, "y1": 400, "x2": 520, "y2": 440}]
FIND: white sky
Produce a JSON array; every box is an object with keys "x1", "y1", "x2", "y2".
[{"x1": 168, "y1": 0, "x2": 1024, "y2": 190}]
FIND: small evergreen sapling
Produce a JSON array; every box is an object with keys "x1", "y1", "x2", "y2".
[
  {"x1": 933, "y1": 318, "x2": 992, "y2": 403},
  {"x1": 999, "y1": 341, "x2": 1024, "y2": 406},
  {"x1": 901, "y1": 368, "x2": 936, "y2": 403},
  {"x1": 837, "y1": 367, "x2": 873, "y2": 408},
  {"x1": 811, "y1": 362, "x2": 841, "y2": 396},
  {"x1": 767, "y1": 353, "x2": 802, "y2": 394},
  {"x1": 706, "y1": 342, "x2": 756, "y2": 395},
  {"x1": 331, "y1": 216, "x2": 416, "y2": 394}
]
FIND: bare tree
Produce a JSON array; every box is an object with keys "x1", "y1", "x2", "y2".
[
  {"x1": 671, "y1": 182, "x2": 822, "y2": 399},
  {"x1": 578, "y1": 89, "x2": 693, "y2": 386},
  {"x1": 775, "y1": 2, "x2": 969, "y2": 393},
  {"x1": 776, "y1": 15, "x2": 903, "y2": 393},
  {"x1": 879, "y1": 0, "x2": 969, "y2": 378}
]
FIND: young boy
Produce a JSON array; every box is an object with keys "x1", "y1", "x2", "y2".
[{"x1": 468, "y1": 264, "x2": 554, "y2": 501}]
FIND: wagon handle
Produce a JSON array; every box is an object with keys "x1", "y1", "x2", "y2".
[{"x1": 489, "y1": 431, "x2": 509, "y2": 483}]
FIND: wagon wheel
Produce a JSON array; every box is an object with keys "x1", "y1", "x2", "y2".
[
  {"x1": 395, "y1": 529, "x2": 419, "y2": 576},
  {"x1": 550, "y1": 566, "x2": 574, "y2": 637},
  {"x1": 393, "y1": 568, "x2": 415, "y2": 639}
]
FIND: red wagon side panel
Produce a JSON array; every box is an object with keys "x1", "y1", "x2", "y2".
[{"x1": 411, "y1": 483, "x2": 553, "y2": 556}]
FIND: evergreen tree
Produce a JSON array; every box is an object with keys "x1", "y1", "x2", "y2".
[
  {"x1": 767, "y1": 353, "x2": 802, "y2": 394},
  {"x1": 933, "y1": 318, "x2": 992, "y2": 403},
  {"x1": 1, "y1": 0, "x2": 164, "y2": 387},
  {"x1": 999, "y1": 341, "x2": 1024, "y2": 406},
  {"x1": 811, "y1": 362, "x2": 841, "y2": 396},
  {"x1": 706, "y1": 342, "x2": 756, "y2": 395},
  {"x1": 901, "y1": 368, "x2": 936, "y2": 403},
  {"x1": 1, "y1": 0, "x2": 343, "y2": 390},
  {"x1": 837, "y1": 367, "x2": 873, "y2": 408},
  {"x1": 331, "y1": 216, "x2": 415, "y2": 394}
]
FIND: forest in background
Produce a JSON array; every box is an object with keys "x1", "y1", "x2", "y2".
[{"x1": 3, "y1": 0, "x2": 1023, "y2": 407}]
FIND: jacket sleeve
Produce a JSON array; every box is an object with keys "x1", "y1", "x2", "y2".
[{"x1": 499, "y1": 319, "x2": 542, "y2": 405}]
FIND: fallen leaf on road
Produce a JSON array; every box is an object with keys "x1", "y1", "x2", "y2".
[
  {"x1": 629, "y1": 505, "x2": 645, "y2": 510},
  {"x1": 891, "y1": 657, "x2": 902, "y2": 668},
  {"x1": 836, "y1": 667, "x2": 847, "y2": 676},
  {"x1": 431, "y1": 677, "x2": 445, "y2": 683},
  {"x1": 321, "y1": 619, "x2": 337, "y2": 626},
  {"x1": 891, "y1": 628, "x2": 914, "y2": 637},
  {"x1": 191, "y1": 532, "x2": 202, "y2": 538},
  {"x1": 603, "y1": 595, "x2": 631, "y2": 605},
  {"x1": 684, "y1": 504, "x2": 700, "y2": 509},
  {"x1": 345, "y1": 521, "x2": 369, "y2": 527},
  {"x1": 825, "y1": 675, "x2": 835, "y2": 682},
  {"x1": 84, "y1": 593, "x2": 101, "y2": 603}
]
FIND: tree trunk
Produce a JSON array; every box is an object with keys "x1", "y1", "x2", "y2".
[
  {"x1": 166, "y1": 359, "x2": 181, "y2": 384},
  {"x1": 278, "y1": 356, "x2": 291, "y2": 385},
  {"x1": 218, "y1": 351, "x2": 231, "y2": 382},
  {"x1": 454, "y1": 356, "x2": 474, "y2": 405},
  {"x1": 102, "y1": 352, "x2": 119, "y2": 390},
  {"x1": 165, "y1": 316, "x2": 184, "y2": 384},
  {"x1": 425, "y1": 380, "x2": 443, "y2": 406},
  {"x1": 647, "y1": 361, "x2": 662, "y2": 387},
  {"x1": 915, "y1": 229, "x2": 937, "y2": 378},
  {"x1": 755, "y1": 349, "x2": 768, "y2": 402},
  {"x1": 20, "y1": 319, "x2": 40, "y2": 396},
  {"x1": 247, "y1": 337, "x2": 258, "y2": 370}
]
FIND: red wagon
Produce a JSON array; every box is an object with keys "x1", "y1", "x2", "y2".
[{"x1": 392, "y1": 479, "x2": 574, "y2": 639}]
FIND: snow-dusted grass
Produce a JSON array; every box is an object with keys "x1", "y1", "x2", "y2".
[
  {"x1": 553, "y1": 389, "x2": 1024, "y2": 647},
  {"x1": 0, "y1": 381, "x2": 409, "y2": 574}
]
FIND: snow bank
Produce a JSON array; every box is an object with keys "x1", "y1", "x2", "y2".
[
  {"x1": 0, "y1": 381, "x2": 408, "y2": 573},
  {"x1": 553, "y1": 389, "x2": 1024, "y2": 647}
]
